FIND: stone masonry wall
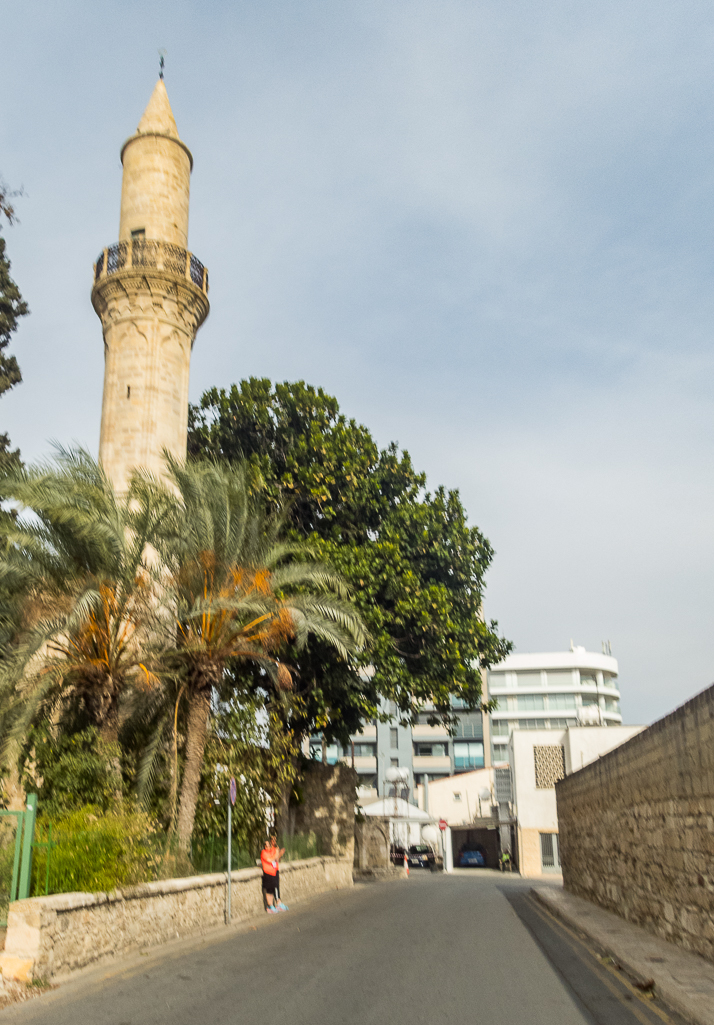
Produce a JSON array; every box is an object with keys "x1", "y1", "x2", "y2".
[
  {"x1": 354, "y1": 817, "x2": 391, "y2": 871},
  {"x1": 556, "y1": 684, "x2": 714, "y2": 962},
  {"x1": 293, "y1": 762, "x2": 357, "y2": 864},
  {"x1": 0, "y1": 856, "x2": 351, "y2": 983}
]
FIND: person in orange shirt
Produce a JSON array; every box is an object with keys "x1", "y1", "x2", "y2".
[{"x1": 260, "y1": 835, "x2": 286, "y2": 913}]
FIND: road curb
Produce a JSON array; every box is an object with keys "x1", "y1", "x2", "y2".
[{"x1": 532, "y1": 886, "x2": 714, "y2": 1025}]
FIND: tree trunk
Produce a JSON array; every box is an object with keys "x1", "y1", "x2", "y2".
[
  {"x1": 176, "y1": 688, "x2": 211, "y2": 852},
  {"x1": 99, "y1": 704, "x2": 123, "y2": 801}
]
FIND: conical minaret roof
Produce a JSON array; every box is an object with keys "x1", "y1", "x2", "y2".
[
  {"x1": 136, "y1": 79, "x2": 180, "y2": 138},
  {"x1": 121, "y1": 78, "x2": 193, "y2": 169}
]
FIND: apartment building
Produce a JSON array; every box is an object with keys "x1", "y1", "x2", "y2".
[
  {"x1": 311, "y1": 699, "x2": 487, "y2": 804},
  {"x1": 488, "y1": 647, "x2": 622, "y2": 765}
]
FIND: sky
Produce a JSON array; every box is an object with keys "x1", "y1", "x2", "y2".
[{"x1": 2, "y1": 0, "x2": 714, "y2": 726}]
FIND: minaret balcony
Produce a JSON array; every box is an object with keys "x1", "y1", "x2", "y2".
[{"x1": 93, "y1": 239, "x2": 209, "y2": 294}]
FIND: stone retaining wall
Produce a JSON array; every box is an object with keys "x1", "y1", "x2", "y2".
[
  {"x1": 0, "y1": 856, "x2": 351, "y2": 983},
  {"x1": 556, "y1": 684, "x2": 714, "y2": 963}
]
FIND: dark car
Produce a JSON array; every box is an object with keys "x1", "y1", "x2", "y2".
[
  {"x1": 408, "y1": 844, "x2": 436, "y2": 868},
  {"x1": 390, "y1": 844, "x2": 408, "y2": 865},
  {"x1": 459, "y1": 848, "x2": 486, "y2": 868}
]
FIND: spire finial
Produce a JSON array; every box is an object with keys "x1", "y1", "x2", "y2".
[{"x1": 158, "y1": 48, "x2": 167, "y2": 80}]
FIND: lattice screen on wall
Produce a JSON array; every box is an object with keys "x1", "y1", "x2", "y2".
[{"x1": 534, "y1": 745, "x2": 566, "y2": 788}]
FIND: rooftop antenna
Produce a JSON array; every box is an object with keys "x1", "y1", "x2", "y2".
[{"x1": 158, "y1": 48, "x2": 167, "y2": 80}]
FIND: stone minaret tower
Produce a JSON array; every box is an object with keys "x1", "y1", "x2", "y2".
[{"x1": 92, "y1": 79, "x2": 209, "y2": 492}]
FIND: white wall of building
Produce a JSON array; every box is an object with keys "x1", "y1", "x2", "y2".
[
  {"x1": 510, "y1": 724, "x2": 644, "y2": 830},
  {"x1": 416, "y1": 767, "x2": 495, "y2": 825}
]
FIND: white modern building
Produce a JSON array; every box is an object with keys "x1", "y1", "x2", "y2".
[
  {"x1": 508, "y1": 723, "x2": 644, "y2": 876},
  {"x1": 488, "y1": 646, "x2": 623, "y2": 765}
]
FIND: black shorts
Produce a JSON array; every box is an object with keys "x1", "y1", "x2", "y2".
[{"x1": 262, "y1": 872, "x2": 278, "y2": 895}]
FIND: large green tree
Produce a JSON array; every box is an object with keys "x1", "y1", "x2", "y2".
[
  {"x1": 188, "y1": 379, "x2": 511, "y2": 737},
  {"x1": 0, "y1": 180, "x2": 28, "y2": 471},
  {"x1": 136, "y1": 456, "x2": 367, "y2": 849}
]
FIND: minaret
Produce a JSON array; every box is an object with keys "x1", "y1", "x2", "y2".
[{"x1": 92, "y1": 79, "x2": 209, "y2": 492}]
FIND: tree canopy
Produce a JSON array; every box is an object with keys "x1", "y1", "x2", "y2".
[
  {"x1": 0, "y1": 180, "x2": 28, "y2": 470},
  {"x1": 188, "y1": 378, "x2": 511, "y2": 736}
]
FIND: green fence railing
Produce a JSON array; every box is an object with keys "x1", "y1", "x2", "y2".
[{"x1": 0, "y1": 794, "x2": 38, "y2": 927}]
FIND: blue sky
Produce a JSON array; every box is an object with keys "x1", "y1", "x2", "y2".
[{"x1": 3, "y1": 0, "x2": 714, "y2": 724}]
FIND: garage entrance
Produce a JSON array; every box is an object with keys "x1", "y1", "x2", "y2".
[{"x1": 451, "y1": 823, "x2": 500, "y2": 869}]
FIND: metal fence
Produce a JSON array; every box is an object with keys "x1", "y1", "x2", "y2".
[{"x1": 0, "y1": 795, "x2": 37, "y2": 927}]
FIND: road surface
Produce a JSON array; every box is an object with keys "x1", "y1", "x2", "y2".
[{"x1": 1, "y1": 870, "x2": 684, "y2": 1025}]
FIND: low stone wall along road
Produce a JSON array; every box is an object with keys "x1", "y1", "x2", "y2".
[{"x1": 0, "y1": 873, "x2": 689, "y2": 1025}]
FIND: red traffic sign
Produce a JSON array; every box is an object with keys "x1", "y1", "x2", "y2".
[
  {"x1": 439, "y1": 818, "x2": 448, "y2": 831},
  {"x1": 229, "y1": 777, "x2": 237, "y2": 806}
]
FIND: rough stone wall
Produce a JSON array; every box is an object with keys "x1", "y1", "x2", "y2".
[
  {"x1": 293, "y1": 762, "x2": 357, "y2": 864},
  {"x1": 0, "y1": 856, "x2": 351, "y2": 983},
  {"x1": 354, "y1": 817, "x2": 391, "y2": 871},
  {"x1": 556, "y1": 684, "x2": 714, "y2": 963}
]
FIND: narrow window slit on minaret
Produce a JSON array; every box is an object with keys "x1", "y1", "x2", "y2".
[
  {"x1": 131, "y1": 228, "x2": 145, "y2": 239},
  {"x1": 127, "y1": 386, "x2": 131, "y2": 399}
]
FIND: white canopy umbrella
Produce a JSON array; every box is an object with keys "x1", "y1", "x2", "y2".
[{"x1": 362, "y1": 797, "x2": 432, "y2": 821}]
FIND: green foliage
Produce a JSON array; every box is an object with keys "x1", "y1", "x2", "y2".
[
  {"x1": 0, "y1": 180, "x2": 28, "y2": 471},
  {"x1": 21, "y1": 727, "x2": 123, "y2": 818},
  {"x1": 0, "y1": 446, "x2": 168, "y2": 759},
  {"x1": 30, "y1": 805, "x2": 162, "y2": 895},
  {"x1": 188, "y1": 379, "x2": 512, "y2": 735},
  {"x1": 193, "y1": 693, "x2": 301, "y2": 856}
]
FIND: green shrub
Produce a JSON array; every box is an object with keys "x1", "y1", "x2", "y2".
[
  {"x1": 22, "y1": 727, "x2": 122, "y2": 817},
  {"x1": 31, "y1": 805, "x2": 161, "y2": 895}
]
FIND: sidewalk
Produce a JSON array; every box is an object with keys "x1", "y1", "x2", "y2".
[{"x1": 533, "y1": 886, "x2": 714, "y2": 1025}]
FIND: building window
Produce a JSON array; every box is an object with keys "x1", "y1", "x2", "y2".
[
  {"x1": 548, "y1": 693, "x2": 576, "y2": 710},
  {"x1": 545, "y1": 671, "x2": 573, "y2": 687},
  {"x1": 357, "y1": 775, "x2": 377, "y2": 790},
  {"x1": 518, "y1": 719, "x2": 547, "y2": 730},
  {"x1": 581, "y1": 696, "x2": 599, "y2": 707},
  {"x1": 534, "y1": 745, "x2": 566, "y2": 788},
  {"x1": 453, "y1": 792, "x2": 462, "y2": 802},
  {"x1": 579, "y1": 673, "x2": 597, "y2": 687},
  {"x1": 540, "y1": 833, "x2": 561, "y2": 872},
  {"x1": 130, "y1": 228, "x2": 145, "y2": 238},
  {"x1": 388, "y1": 701, "x2": 397, "y2": 716},
  {"x1": 390, "y1": 757, "x2": 399, "y2": 767},
  {"x1": 414, "y1": 743, "x2": 447, "y2": 757},
  {"x1": 491, "y1": 720, "x2": 510, "y2": 736},
  {"x1": 453, "y1": 713, "x2": 483, "y2": 739},
  {"x1": 493, "y1": 744, "x2": 508, "y2": 762},
  {"x1": 548, "y1": 719, "x2": 570, "y2": 729},
  {"x1": 454, "y1": 742, "x2": 484, "y2": 770},
  {"x1": 390, "y1": 728, "x2": 399, "y2": 749},
  {"x1": 604, "y1": 698, "x2": 620, "y2": 713},
  {"x1": 352, "y1": 743, "x2": 376, "y2": 758},
  {"x1": 517, "y1": 694, "x2": 545, "y2": 711},
  {"x1": 516, "y1": 671, "x2": 542, "y2": 688},
  {"x1": 602, "y1": 674, "x2": 617, "y2": 689},
  {"x1": 323, "y1": 743, "x2": 341, "y2": 765}
]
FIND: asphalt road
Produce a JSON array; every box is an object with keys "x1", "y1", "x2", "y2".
[{"x1": 1, "y1": 871, "x2": 685, "y2": 1025}]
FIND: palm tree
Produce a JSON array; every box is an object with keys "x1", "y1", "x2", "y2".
[
  {"x1": 0, "y1": 447, "x2": 166, "y2": 777},
  {"x1": 139, "y1": 457, "x2": 367, "y2": 850}
]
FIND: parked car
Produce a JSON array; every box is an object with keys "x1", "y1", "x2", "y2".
[
  {"x1": 459, "y1": 848, "x2": 486, "y2": 868},
  {"x1": 407, "y1": 844, "x2": 436, "y2": 868}
]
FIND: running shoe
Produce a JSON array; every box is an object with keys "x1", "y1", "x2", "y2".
[
  {"x1": 266, "y1": 906, "x2": 279, "y2": 914},
  {"x1": 276, "y1": 902, "x2": 289, "y2": 911}
]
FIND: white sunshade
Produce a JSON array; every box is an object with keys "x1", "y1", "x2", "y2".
[{"x1": 361, "y1": 797, "x2": 433, "y2": 821}]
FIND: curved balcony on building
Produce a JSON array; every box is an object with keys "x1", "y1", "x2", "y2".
[{"x1": 93, "y1": 238, "x2": 209, "y2": 294}]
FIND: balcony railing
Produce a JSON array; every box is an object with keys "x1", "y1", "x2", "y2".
[{"x1": 94, "y1": 239, "x2": 208, "y2": 294}]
